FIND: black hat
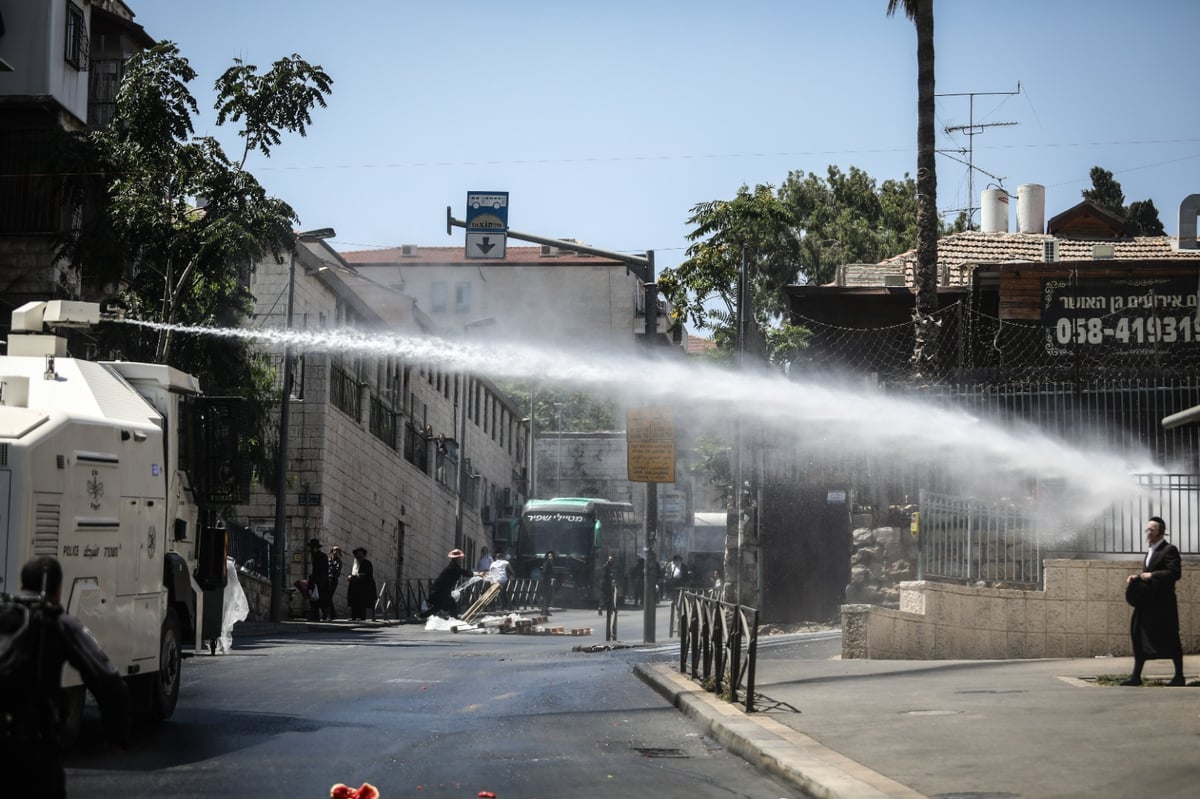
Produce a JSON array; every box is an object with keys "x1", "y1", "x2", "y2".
[
  {"x1": 307, "y1": 538, "x2": 321, "y2": 548},
  {"x1": 352, "y1": 546, "x2": 367, "y2": 556}
]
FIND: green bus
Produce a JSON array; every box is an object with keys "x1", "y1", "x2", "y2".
[{"x1": 513, "y1": 497, "x2": 639, "y2": 606}]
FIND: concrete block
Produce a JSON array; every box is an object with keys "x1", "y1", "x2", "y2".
[
  {"x1": 1066, "y1": 566, "x2": 1088, "y2": 602},
  {"x1": 1025, "y1": 598, "x2": 1046, "y2": 633},
  {"x1": 1045, "y1": 601, "x2": 1068, "y2": 634},
  {"x1": 1066, "y1": 601, "x2": 1087, "y2": 634},
  {"x1": 1085, "y1": 566, "x2": 1112, "y2": 602},
  {"x1": 1064, "y1": 633, "x2": 1089, "y2": 658}
]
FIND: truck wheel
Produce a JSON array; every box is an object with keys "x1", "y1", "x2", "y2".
[
  {"x1": 57, "y1": 685, "x2": 86, "y2": 748},
  {"x1": 150, "y1": 608, "x2": 182, "y2": 720}
]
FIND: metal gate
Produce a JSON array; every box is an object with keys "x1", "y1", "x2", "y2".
[{"x1": 918, "y1": 474, "x2": 1200, "y2": 587}]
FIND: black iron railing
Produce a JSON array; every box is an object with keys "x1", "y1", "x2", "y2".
[{"x1": 675, "y1": 590, "x2": 759, "y2": 712}]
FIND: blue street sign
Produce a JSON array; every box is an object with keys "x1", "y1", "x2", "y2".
[{"x1": 466, "y1": 191, "x2": 509, "y2": 231}]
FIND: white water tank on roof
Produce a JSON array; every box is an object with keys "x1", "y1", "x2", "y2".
[
  {"x1": 1017, "y1": 184, "x2": 1046, "y2": 234},
  {"x1": 980, "y1": 189, "x2": 1009, "y2": 233}
]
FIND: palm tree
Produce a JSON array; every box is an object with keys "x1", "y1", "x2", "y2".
[{"x1": 887, "y1": 0, "x2": 938, "y2": 377}]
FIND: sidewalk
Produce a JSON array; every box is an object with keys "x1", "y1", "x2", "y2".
[{"x1": 636, "y1": 651, "x2": 1200, "y2": 799}]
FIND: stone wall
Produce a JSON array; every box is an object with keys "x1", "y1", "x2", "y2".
[
  {"x1": 237, "y1": 570, "x2": 277, "y2": 621},
  {"x1": 842, "y1": 559, "x2": 1200, "y2": 659},
  {"x1": 843, "y1": 516, "x2": 918, "y2": 608}
]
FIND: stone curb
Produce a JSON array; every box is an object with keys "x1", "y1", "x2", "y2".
[{"x1": 632, "y1": 663, "x2": 928, "y2": 799}]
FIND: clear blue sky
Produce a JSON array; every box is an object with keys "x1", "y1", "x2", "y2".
[{"x1": 131, "y1": 1, "x2": 1200, "y2": 274}]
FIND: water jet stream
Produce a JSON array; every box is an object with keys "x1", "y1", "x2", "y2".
[{"x1": 124, "y1": 319, "x2": 1163, "y2": 532}]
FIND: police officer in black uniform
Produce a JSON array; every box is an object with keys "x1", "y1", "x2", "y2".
[{"x1": 0, "y1": 556, "x2": 131, "y2": 797}]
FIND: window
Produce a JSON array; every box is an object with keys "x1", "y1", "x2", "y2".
[
  {"x1": 369, "y1": 394, "x2": 398, "y2": 450},
  {"x1": 65, "y1": 3, "x2": 88, "y2": 71},
  {"x1": 431, "y1": 282, "x2": 448, "y2": 312},
  {"x1": 404, "y1": 421, "x2": 428, "y2": 470},
  {"x1": 455, "y1": 282, "x2": 472, "y2": 313},
  {"x1": 330, "y1": 363, "x2": 361, "y2": 421}
]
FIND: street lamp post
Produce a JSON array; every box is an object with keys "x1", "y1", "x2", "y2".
[{"x1": 270, "y1": 227, "x2": 336, "y2": 622}]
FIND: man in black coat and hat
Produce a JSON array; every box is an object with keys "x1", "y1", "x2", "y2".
[
  {"x1": 306, "y1": 539, "x2": 332, "y2": 621},
  {"x1": 347, "y1": 547, "x2": 376, "y2": 621},
  {"x1": 1122, "y1": 516, "x2": 1185, "y2": 686},
  {"x1": 424, "y1": 549, "x2": 473, "y2": 619}
]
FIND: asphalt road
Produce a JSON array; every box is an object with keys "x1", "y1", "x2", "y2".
[{"x1": 62, "y1": 611, "x2": 824, "y2": 798}]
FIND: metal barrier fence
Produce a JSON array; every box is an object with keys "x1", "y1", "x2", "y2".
[
  {"x1": 375, "y1": 577, "x2": 542, "y2": 620},
  {"x1": 228, "y1": 524, "x2": 271, "y2": 579},
  {"x1": 919, "y1": 473, "x2": 1200, "y2": 587},
  {"x1": 675, "y1": 590, "x2": 759, "y2": 713}
]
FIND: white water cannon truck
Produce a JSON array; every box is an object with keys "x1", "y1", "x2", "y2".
[{"x1": 0, "y1": 300, "x2": 248, "y2": 734}]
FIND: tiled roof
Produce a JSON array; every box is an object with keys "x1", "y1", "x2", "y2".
[
  {"x1": 342, "y1": 245, "x2": 625, "y2": 267},
  {"x1": 869, "y1": 232, "x2": 1200, "y2": 288}
]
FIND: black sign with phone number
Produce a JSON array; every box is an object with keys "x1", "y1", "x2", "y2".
[{"x1": 1042, "y1": 276, "x2": 1200, "y2": 356}]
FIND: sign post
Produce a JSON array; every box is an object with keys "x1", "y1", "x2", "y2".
[
  {"x1": 464, "y1": 191, "x2": 508, "y2": 259},
  {"x1": 627, "y1": 406, "x2": 674, "y2": 644}
]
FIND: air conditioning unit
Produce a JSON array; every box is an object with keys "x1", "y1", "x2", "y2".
[
  {"x1": 400, "y1": 244, "x2": 418, "y2": 257},
  {"x1": 540, "y1": 245, "x2": 558, "y2": 257},
  {"x1": 1042, "y1": 239, "x2": 1060, "y2": 262}
]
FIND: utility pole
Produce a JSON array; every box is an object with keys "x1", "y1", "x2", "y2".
[
  {"x1": 271, "y1": 227, "x2": 335, "y2": 623},
  {"x1": 938, "y1": 83, "x2": 1021, "y2": 228}
]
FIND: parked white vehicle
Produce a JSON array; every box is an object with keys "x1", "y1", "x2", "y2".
[{"x1": 0, "y1": 301, "x2": 245, "y2": 734}]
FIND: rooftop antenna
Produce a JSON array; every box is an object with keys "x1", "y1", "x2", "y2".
[{"x1": 938, "y1": 82, "x2": 1021, "y2": 229}]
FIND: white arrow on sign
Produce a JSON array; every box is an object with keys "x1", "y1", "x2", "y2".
[{"x1": 465, "y1": 231, "x2": 506, "y2": 259}]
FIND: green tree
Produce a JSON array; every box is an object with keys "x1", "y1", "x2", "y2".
[
  {"x1": 57, "y1": 42, "x2": 333, "y2": 487},
  {"x1": 887, "y1": 0, "x2": 939, "y2": 376},
  {"x1": 1126, "y1": 199, "x2": 1165, "y2": 236},
  {"x1": 657, "y1": 183, "x2": 808, "y2": 368},
  {"x1": 1082, "y1": 166, "x2": 1125, "y2": 214},
  {"x1": 781, "y1": 165, "x2": 922, "y2": 280},
  {"x1": 1082, "y1": 166, "x2": 1165, "y2": 236}
]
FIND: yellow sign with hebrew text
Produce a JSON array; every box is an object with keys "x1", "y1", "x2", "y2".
[{"x1": 626, "y1": 407, "x2": 675, "y2": 483}]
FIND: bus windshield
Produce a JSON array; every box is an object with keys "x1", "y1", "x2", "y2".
[{"x1": 516, "y1": 511, "x2": 594, "y2": 559}]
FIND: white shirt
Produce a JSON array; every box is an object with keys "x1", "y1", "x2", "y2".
[
  {"x1": 1145, "y1": 539, "x2": 1163, "y2": 568},
  {"x1": 486, "y1": 558, "x2": 510, "y2": 585}
]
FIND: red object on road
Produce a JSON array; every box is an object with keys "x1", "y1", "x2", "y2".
[{"x1": 330, "y1": 783, "x2": 380, "y2": 799}]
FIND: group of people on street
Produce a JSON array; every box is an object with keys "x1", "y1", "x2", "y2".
[
  {"x1": 300, "y1": 540, "x2": 376, "y2": 621},
  {"x1": 625, "y1": 554, "x2": 718, "y2": 607},
  {"x1": 422, "y1": 547, "x2": 515, "y2": 620}
]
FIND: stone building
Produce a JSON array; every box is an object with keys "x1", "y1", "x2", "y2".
[
  {"x1": 241, "y1": 238, "x2": 531, "y2": 615},
  {"x1": 341, "y1": 243, "x2": 670, "y2": 350},
  {"x1": 0, "y1": 0, "x2": 153, "y2": 314}
]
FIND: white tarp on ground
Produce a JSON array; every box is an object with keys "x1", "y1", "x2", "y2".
[{"x1": 216, "y1": 557, "x2": 250, "y2": 654}]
